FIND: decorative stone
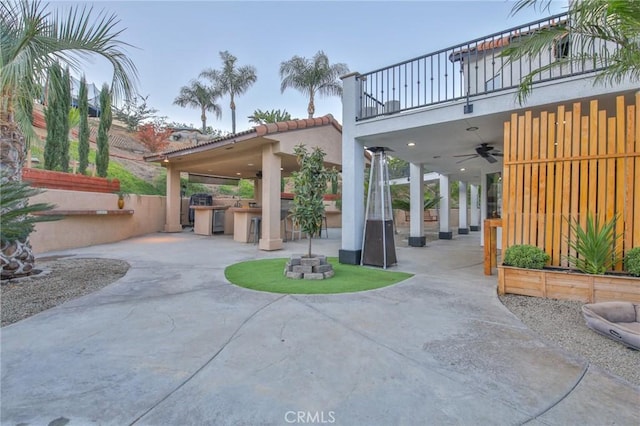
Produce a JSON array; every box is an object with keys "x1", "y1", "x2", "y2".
[
  {"x1": 289, "y1": 256, "x2": 302, "y2": 266},
  {"x1": 301, "y1": 257, "x2": 320, "y2": 267},
  {"x1": 304, "y1": 273, "x2": 325, "y2": 280},
  {"x1": 314, "y1": 264, "x2": 332, "y2": 273},
  {"x1": 285, "y1": 255, "x2": 333, "y2": 280},
  {"x1": 293, "y1": 265, "x2": 313, "y2": 274},
  {"x1": 286, "y1": 271, "x2": 303, "y2": 279}
]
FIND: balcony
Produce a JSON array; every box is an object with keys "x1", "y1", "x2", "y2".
[{"x1": 357, "y1": 12, "x2": 614, "y2": 121}]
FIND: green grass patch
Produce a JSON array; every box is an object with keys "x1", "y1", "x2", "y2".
[{"x1": 225, "y1": 257, "x2": 413, "y2": 294}]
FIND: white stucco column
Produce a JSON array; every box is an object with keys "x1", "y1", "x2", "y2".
[
  {"x1": 164, "y1": 164, "x2": 182, "y2": 232},
  {"x1": 458, "y1": 181, "x2": 469, "y2": 234},
  {"x1": 470, "y1": 184, "x2": 480, "y2": 231},
  {"x1": 409, "y1": 162, "x2": 425, "y2": 246},
  {"x1": 259, "y1": 143, "x2": 283, "y2": 251},
  {"x1": 439, "y1": 174, "x2": 452, "y2": 239},
  {"x1": 340, "y1": 72, "x2": 365, "y2": 264}
]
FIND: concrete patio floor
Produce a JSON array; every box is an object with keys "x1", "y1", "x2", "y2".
[{"x1": 1, "y1": 230, "x2": 638, "y2": 425}]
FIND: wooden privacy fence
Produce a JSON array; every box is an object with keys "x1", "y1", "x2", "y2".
[{"x1": 502, "y1": 93, "x2": 640, "y2": 269}]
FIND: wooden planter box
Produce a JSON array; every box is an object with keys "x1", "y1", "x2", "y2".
[
  {"x1": 22, "y1": 168, "x2": 120, "y2": 193},
  {"x1": 498, "y1": 265, "x2": 640, "y2": 303}
]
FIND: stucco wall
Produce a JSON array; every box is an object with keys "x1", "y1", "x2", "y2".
[
  {"x1": 274, "y1": 125, "x2": 342, "y2": 166},
  {"x1": 29, "y1": 189, "x2": 166, "y2": 254}
]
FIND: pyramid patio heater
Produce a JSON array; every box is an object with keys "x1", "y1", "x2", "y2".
[{"x1": 361, "y1": 147, "x2": 397, "y2": 268}]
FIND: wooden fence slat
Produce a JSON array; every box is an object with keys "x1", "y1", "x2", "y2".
[
  {"x1": 615, "y1": 96, "x2": 625, "y2": 270},
  {"x1": 597, "y1": 110, "x2": 607, "y2": 222},
  {"x1": 553, "y1": 106, "x2": 566, "y2": 266},
  {"x1": 544, "y1": 112, "x2": 556, "y2": 261},
  {"x1": 508, "y1": 114, "x2": 519, "y2": 247},
  {"x1": 502, "y1": 121, "x2": 512, "y2": 250},
  {"x1": 515, "y1": 115, "x2": 526, "y2": 245},
  {"x1": 538, "y1": 112, "x2": 548, "y2": 251},
  {"x1": 561, "y1": 110, "x2": 573, "y2": 267},
  {"x1": 625, "y1": 104, "x2": 635, "y2": 257},
  {"x1": 579, "y1": 115, "x2": 590, "y2": 232},
  {"x1": 588, "y1": 101, "x2": 598, "y2": 224},
  {"x1": 530, "y1": 116, "x2": 540, "y2": 245},
  {"x1": 635, "y1": 92, "x2": 640, "y2": 248},
  {"x1": 523, "y1": 111, "x2": 533, "y2": 244},
  {"x1": 606, "y1": 117, "x2": 617, "y2": 225},
  {"x1": 569, "y1": 103, "x2": 582, "y2": 265}
]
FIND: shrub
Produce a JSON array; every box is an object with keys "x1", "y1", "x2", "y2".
[
  {"x1": 624, "y1": 248, "x2": 640, "y2": 277},
  {"x1": 565, "y1": 213, "x2": 620, "y2": 274},
  {"x1": 503, "y1": 245, "x2": 550, "y2": 269}
]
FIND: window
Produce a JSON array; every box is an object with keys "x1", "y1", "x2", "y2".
[{"x1": 554, "y1": 34, "x2": 570, "y2": 59}]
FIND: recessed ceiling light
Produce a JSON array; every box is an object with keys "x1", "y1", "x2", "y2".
[
  {"x1": 407, "y1": 141, "x2": 416, "y2": 147},
  {"x1": 248, "y1": 163, "x2": 254, "y2": 166},
  {"x1": 236, "y1": 172, "x2": 241, "y2": 176},
  {"x1": 466, "y1": 126, "x2": 479, "y2": 131},
  {"x1": 460, "y1": 168, "x2": 466, "y2": 171}
]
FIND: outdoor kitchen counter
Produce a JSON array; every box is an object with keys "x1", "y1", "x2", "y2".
[
  {"x1": 229, "y1": 207, "x2": 262, "y2": 243},
  {"x1": 191, "y1": 205, "x2": 229, "y2": 236}
]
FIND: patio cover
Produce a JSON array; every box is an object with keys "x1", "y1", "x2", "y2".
[{"x1": 145, "y1": 115, "x2": 343, "y2": 250}]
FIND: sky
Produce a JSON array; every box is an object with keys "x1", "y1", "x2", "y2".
[{"x1": 52, "y1": 0, "x2": 568, "y2": 133}]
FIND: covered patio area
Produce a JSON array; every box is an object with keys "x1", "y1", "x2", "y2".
[{"x1": 145, "y1": 115, "x2": 343, "y2": 251}]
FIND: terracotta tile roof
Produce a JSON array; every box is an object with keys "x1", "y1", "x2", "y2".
[
  {"x1": 145, "y1": 114, "x2": 342, "y2": 161},
  {"x1": 449, "y1": 17, "x2": 567, "y2": 62},
  {"x1": 254, "y1": 114, "x2": 342, "y2": 137}
]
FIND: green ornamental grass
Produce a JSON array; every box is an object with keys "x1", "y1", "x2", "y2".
[
  {"x1": 565, "y1": 213, "x2": 620, "y2": 274},
  {"x1": 225, "y1": 257, "x2": 413, "y2": 294}
]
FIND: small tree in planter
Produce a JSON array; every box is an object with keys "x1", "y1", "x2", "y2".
[{"x1": 290, "y1": 144, "x2": 337, "y2": 258}]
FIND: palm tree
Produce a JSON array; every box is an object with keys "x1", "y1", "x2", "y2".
[
  {"x1": 502, "y1": 0, "x2": 640, "y2": 103},
  {"x1": 247, "y1": 108, "x2": 292, "y2": 124},
  {"x1": 173, "y1": 79, "x2": 223, "y2": 134},
  {"x1": 279, "y1": 50, "x2": 349, "y2": 119},
  {"x1": 1, "y1": 0, "x2": 138, "y2": 278},
  {"x1": 200, "y1": 51, "x2": 257, "y2": 134}
]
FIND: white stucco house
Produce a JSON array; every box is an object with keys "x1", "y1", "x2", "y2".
[{"x1": 339, "y1": 10, "x2": 638, "y2": 264}]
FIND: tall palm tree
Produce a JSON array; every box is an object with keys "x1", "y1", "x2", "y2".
[
  {"x1": 173, "y1": 79, "x2": 222, "y2": 134},
  {"x1": 280, "y1": 50, "x2": 349, "y2": 119},
  {"x1": 200, "y1": 51, "x2": 257, "y2": 134},
  {"x1": 503, "y1": 0, "x2": 640, "y2": 103},
  {"x1": 0, "y1": 0, "x2": 138, "y2": 278}
]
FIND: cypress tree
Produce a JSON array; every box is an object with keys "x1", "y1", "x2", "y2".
[
  {"x1": 44, "y1": 64, "x2": 63, "y2": 170},
  {"x1": 59, "y1": 67, "x2": 71, "y2": 172},
  {"x1": 78, "y1": 76, "x2": 90, "y2": 175},
  {"x1": 96, "y1": 84, "x2": 112, "y2": 177}
]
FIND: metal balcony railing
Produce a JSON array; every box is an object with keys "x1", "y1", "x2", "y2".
[{"x1": 357, "y1": 12, "x2": 613, "y2": 120}]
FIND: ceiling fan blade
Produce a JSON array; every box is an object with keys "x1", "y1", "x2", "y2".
[
  {"x1": 456, "y1": 155, "x2": 478, "y2": 164},
  {"x1": 492, "y1": 152, "x2": 504, "y2": 157},
  {"x1": 453, "y1": 153, "x2": 477, "y2": 158},
  {"x1": 486, "y1": 155, "x2": 498, "y2": 164}
]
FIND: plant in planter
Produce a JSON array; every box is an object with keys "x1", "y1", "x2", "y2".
[
  {"x1": 115, "y1": 190, "x2": 130, "y2": 209},
  {"x1": 624, "y1": 247, "x2": 640, "y2": 277},
  {"x1": 503, "y1": 244, "x2": 549, "y2": 269},
  {"x1": 565, "y1": 213, "x2": 620, "y2": 274},
  {"x1": 499, "y1": 213, "x2": 639, "y2": 303}
]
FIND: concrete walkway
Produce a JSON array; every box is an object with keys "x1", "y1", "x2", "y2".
[{"x1": 1, "y1": 231, "x2": 638, "y2": 425}]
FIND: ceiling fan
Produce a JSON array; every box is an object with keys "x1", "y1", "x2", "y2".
[{"x1": 454, "y1": 143, "x2": 503, "y2": 164}]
